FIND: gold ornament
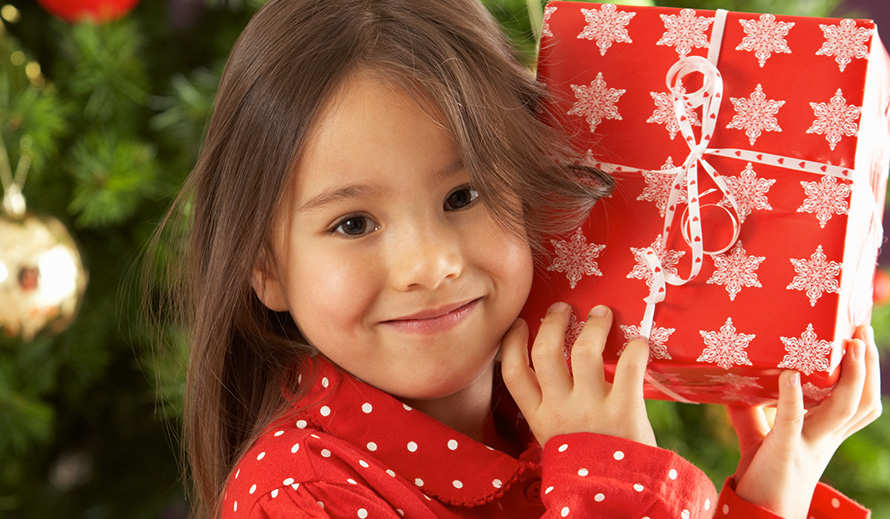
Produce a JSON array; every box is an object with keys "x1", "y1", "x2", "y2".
[
  {"x1": 0, "y1": 211, "x2": 87, "y2": 340},
  {"x1": 0, "y1": 135, "x2": 88, "y2": 340}
]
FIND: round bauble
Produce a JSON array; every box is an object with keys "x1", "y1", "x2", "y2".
[
  {"x1": 37, "y1": 0, "x2": 140, "y2": 23},
  {"x1": 0, "y1": 212, "x2": 87, "y2": 340}
]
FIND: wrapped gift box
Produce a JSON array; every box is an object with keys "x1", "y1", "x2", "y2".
[{"x1": 520, "y1": 1, "x2": 890, "y2": 406}]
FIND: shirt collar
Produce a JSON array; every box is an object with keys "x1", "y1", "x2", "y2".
[{"x1": 291, "y1": 356, "x2": 540, "y2": 507}]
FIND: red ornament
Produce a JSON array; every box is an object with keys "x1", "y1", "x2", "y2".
[
  {"x1": 874, "y1": 269, "x2": 890, "y2": 306},
  {"x1": 37, "y1": 0, "x2": 140, "y2": 23}
]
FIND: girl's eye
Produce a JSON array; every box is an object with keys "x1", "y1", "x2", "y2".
[
  {"x1": 332, "y1": 215, "x2": 379, "y2": 237},
  {"x1": 444, "y1": 185, "x2": 479, "y2": 211}
]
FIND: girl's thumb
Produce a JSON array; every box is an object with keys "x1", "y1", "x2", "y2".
[{"x1": 772, "y1": 370, "x2": 805, "y2": 441}]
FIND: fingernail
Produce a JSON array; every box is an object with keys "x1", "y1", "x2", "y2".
[
  {"x1": 867, "y1": 325, "x2": 876, "y2": 345},
  {"x1": 547, "y1": 302, "x2": 570, "y2": 315},
  {"x1": 788, "y1": 372, "x2": 800, "y2": 388},
  {"x1": 850, "y1": 341, "x2": 865, "y2": 362},
  {"x1": 589, "y1": 305, "x2": 609, "y2": 317}
]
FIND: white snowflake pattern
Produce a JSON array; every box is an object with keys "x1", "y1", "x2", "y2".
[
  {"x1": 562, "y1": 312, "x2": 586, "y2": 360},
  {"x1": 697, "y1": 318, "x2": 755, "y2": 370},
  {"x1": 577, "y1": 4, "x2": 636, "y2": 56},
  {"x1": 627, "y1": 234, "x2": 685, "y2": 287},
  {"x1": 797, "y1": 174, "x2": 851, "y2": 228},
  {"x1": 656, "y1": 8, "x2": 714, "y2": 58},
  {"x1": 618, "y1": 323, "x2": 674, "y2": 361},
  {"x1": 802, "y1": 382, "x2": 834, "y2": 401},
  {"x1": 787, "y1": 245, "x2": 842, "y2": 306},
  {"x1": 726, "y1": 84, "x2": 785, "y2": 145},
  {"x1": 718, "y1": 162, "x2": 776, "y2": 223},
  {"x1": 816, "y1": 19, "x2": 872, "y2": 72},
  {"x1": 637, "y1": 157, "x2": 688, "y2": 217},
  {"x1": 735, "y1": 13, "x2": 795, "y2": 67},
  {"x1": 806, "y1": 89, "x2": 861, "y2": 151},
  {"x1": 705, "y1": 372, "x2": 763, "y2": 389},
  {"x1": 720, "y1": 391, "x2": 767, "y2": 406},
  {"x1": 706, "y1": 240, "x2": 765, "y2": 301},
  {"x1": 547, "y1": 227, "x2": 605, "y2": 289},
  {"x1": 777, "y1": 323, "x2": 833, "y2": 376},
  {"x1": 567, "y1": 72, "x2": 626, "y2": 134},
  {"x1": 647, "y1": 81, "x2": 701, "y2": 139},
  {"x1": 541, "y1": 5, "x2": 557, "y2": 38}
]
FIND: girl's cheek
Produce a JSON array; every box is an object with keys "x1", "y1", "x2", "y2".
[{"x1": 291, "y1": 247, "x2": 378, "y2": 323}]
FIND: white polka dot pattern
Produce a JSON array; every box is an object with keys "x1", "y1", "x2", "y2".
[{"x1": 221, "y1": 358, "x2": 817, "y2": 519}]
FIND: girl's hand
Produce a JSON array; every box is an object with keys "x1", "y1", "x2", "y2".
[
  {"x1": 728, "y1": 325, "x2": 882, "y2": 519},
  {"x1": 500, "y1": 302, "x2": 656, "y2": 448}
]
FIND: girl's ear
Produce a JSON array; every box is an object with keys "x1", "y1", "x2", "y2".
[{"x1": 251, "y1": 249, "x2": 289, "y2": 312}]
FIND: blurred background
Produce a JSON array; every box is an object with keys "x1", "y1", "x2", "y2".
[{"x1": 0, "y1": 0, "x2": 888, "y2": 517}]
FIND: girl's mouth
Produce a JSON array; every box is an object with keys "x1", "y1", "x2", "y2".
[{"x1": 380, "y1": 299, "x2": 480, "y2": 334}]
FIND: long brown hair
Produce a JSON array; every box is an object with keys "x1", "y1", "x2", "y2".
[{"x1": 148, "y1": 0, "x2": 614, "y2": 516}]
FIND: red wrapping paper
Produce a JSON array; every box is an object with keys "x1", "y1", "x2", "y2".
[{"x1": 521, "y1": 2, "x2": 890, "y2": 406}]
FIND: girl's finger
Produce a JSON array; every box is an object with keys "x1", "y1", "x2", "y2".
[
  {"x1": 840, "y1": 331, "x2": 883, "y2": 438},
  {"x1": 569, "y1": 305, "x2": 612, "y2": 393},
  {"x1": 804, "y1": 339, "x2": 867, "y2": 440},
  {"x1": 500, "y1": 318, "x2": 543, "y2": 416},
  {"x1": 726, "y1": 405, "x2": 769, "y2": 478},
  {"x1": 610, "y1": 336, "x2": 649, "y2": 403},
  {"x1": 770, "y1": 370, "x2": 805, "y2": 447},
  {"x1": 529, "y1": 303, "x2": 575, "y2": 397},
  {"x1": 727, "y1": 405, "x2": 771, "y2": 447}
]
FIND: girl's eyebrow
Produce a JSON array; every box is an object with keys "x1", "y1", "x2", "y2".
[
  {"x1": 296, "y1": 159, "x2": 465, "y2": 213},
  {"x1": 296, "y1": 184, "x2": 385, "y2": 213}
]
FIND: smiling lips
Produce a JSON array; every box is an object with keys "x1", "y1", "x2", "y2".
[{"x1": 381, "y1": 299, "x2": 480, "y2": 334}]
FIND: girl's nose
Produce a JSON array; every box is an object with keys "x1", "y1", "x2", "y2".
[{"x1": 389, "y1": 222, "x2": 464, "y2": 291}]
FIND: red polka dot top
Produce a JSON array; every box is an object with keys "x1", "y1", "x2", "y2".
[{"x1": 221, "y1": 356, "x2": 868, "y2": 518}]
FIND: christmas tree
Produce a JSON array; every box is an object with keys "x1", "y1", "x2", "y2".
[{"x1": 0, "y1": 0, "x2": 887, "y2": 517}]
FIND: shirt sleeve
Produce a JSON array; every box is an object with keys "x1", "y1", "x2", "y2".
[
  {"x1": 716, "y1": 476, "x2": 871, "y2": 519},
  {"x1": 539, "y1": 433, "x2": 718, "y2": 519},
  {"x1": 246, "y1": 481, "x2": 405, "y2": 519}
]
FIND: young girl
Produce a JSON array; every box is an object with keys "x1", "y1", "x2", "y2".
[{"x1": 155, "y1": 0, "x2": 882, "y2": 517}]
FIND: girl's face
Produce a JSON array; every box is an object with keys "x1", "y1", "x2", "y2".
[{"x1": 257, "y1": 70, "x2": 534, "y2": 402}]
